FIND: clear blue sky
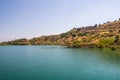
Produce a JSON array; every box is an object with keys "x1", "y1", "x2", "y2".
[{"x1": 0, "y1": 0, "x2": 120, "y2": 42}]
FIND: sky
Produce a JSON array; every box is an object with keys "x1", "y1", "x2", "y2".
[{"x1": 0, "y1": 0, "x2": 120, "y2": 42}]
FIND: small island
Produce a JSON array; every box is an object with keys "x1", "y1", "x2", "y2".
[{"x1": 1, "y1": 19, "x2": 120, "y2": 50}]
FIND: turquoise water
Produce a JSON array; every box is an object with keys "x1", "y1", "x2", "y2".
[{"x1": 0, "y1": 46, "x2": 120, "y2": 80}]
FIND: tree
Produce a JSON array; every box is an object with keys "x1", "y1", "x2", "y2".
[
  {"x1": 114, "y1": 36, "x2": 119, "y2": 42},
  {"x1": 72, "y1": 33, "x2": 76, "y2": 37},
  {"x1": 98, "y1": 37, "x2": 115, "y2": 48},
  {"x1": 94, "y1": 24, "x2": 97, "y2": 27},
  {"x1": 119, "y1": 18, "x2": 120, "y2": 20}
]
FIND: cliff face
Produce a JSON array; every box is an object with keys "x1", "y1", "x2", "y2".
[{"x1": 1, "y1": 19, "x2": 120, "y2": 49}]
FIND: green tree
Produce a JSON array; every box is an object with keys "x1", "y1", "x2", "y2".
[{"x1": 98, "y1": 37, "x2": 115, "y2": 48}]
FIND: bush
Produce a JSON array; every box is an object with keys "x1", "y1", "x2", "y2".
[{"x1": 98, "y1": 37, "x2": 115, "y2": 48}]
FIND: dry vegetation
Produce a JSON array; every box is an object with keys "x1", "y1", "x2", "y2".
[{"x1": 1, "y1": 19, "x2": 120, "y2": 50}]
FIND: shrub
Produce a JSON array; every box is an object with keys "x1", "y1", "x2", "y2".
[{"x1": 98, "y1": 37, "x2": 115, "y2": 48}]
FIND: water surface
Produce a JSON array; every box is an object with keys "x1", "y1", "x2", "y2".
[{"x1": 0, "y1": 46, "x2": 120, "y2": 80}]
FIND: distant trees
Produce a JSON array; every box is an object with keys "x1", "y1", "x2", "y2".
[
  {"x1": 76, "y1": 28, "x2": 81, "y2": 31},
  {"x1": 72, "y1": 33, "x2": 76, "y2": 37},
  {"x1": 114, "y1": 36, "x2": 119, "y2": 42},
  {"x1": 60, "y1": 33, "x2": 69, "y2": 38},
  {"x1": 98, "y1": 37, "x2": 115, "y2": 48},
  {"x1": 1, "y1": 18, "x2": 120, "y2": 50},
  {"x1": 94, "y1": 24, "x2": 97, "y2": 27},
  {"x1": 2, "y1": 38, "x2": 30, "y2": 45}
]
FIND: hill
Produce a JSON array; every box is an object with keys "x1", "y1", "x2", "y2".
[{"x1": 1, "y1": 19, "x2": 120, "y2": 50}]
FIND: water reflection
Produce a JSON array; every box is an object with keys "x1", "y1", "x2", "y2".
[
  {"x1": 1, "y1": 46, "x2": 120, "y2": 80},
  {"x1": 68, "y1": 48, "x2": 120, "y2": 66},
  {"x1": 97, "y1": 49, "x2": 120, "y2": 66}
]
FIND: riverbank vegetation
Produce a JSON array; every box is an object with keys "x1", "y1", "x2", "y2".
[{"x1": 1, "y1": 19, "x2": 120, "y2": 50}]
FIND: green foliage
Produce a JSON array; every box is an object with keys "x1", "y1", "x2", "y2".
[
  {"x1": 73, "y1": 40, "x2": 81, "y2": 44},
  {"x1": 60, "y1": 33, "x2": 69, "y2": 38},
  {"x1": 78, "y1": 33, "x2": 87, "y2": 36},
  {"x1": 1, "y1": 18, "x2": 120, "y2": 50},
  {"x1": 114, "y1": 36, "x2": 119, "y2": 42},
  {"x1": 98, "y1": 37, "x2": 115, "y2": 48},
  {"x1": 72, "y1": 33, "x2": 76, "y2": 37},
  {"x1": 6, "y1": 38, "x2": 30, "y2": 45}
]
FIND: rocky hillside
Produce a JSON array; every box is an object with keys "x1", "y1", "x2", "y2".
[{"x1": 1, "y1": 19, "x2": 120, "y2": 49}]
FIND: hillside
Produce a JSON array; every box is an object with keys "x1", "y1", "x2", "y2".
[{"x1": 1, "y1": 19, "x2": 120, "y2": 50}]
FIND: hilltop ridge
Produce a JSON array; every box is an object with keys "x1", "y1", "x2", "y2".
[{"x1": 1, "y1": 19, "x2": 120, "y2": 50}]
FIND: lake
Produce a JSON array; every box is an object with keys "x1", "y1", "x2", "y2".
[{"x1": 0, "y1": 46, "x2": 120, "y2": 80}]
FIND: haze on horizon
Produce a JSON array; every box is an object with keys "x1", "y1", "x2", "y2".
[{"x1": 0, "y1": 0, "x2": 120, "y2": 42}]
